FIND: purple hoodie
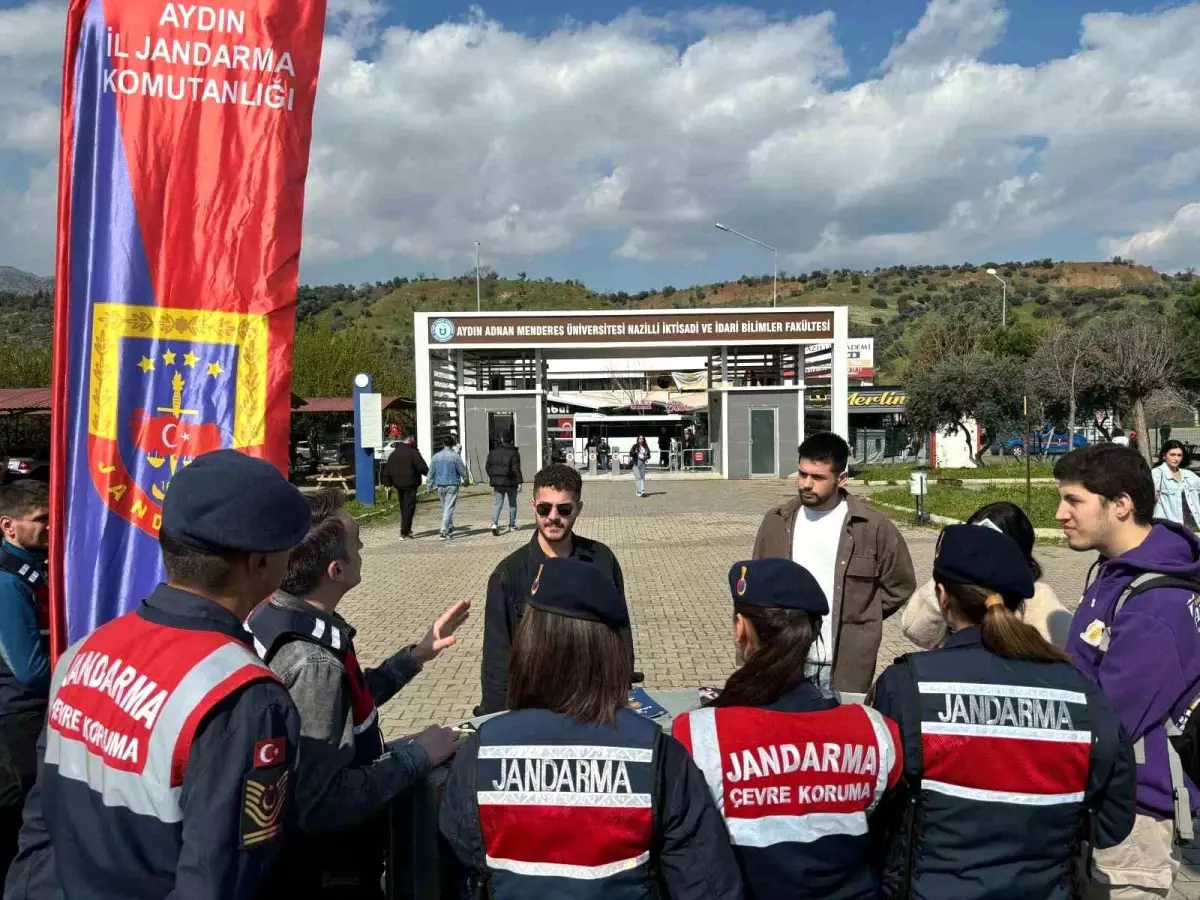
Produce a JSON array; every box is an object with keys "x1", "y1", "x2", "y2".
[{"x1": 1066, "y1": 521, "x2": 1200, "y2": 818}]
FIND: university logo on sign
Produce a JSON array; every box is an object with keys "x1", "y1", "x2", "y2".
[
  {"x1": 86, "y1": 304, "x2": 268, "y2": 538},
  {"x1": 430, "y1": 318, "x2": 456, "y2": 343}
]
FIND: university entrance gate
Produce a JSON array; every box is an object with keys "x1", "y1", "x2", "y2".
[{"x1": 414, "y1": 307, "x2": 850, "y2": 481}]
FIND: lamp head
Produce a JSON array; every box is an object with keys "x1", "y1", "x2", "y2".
[
  {"x1": 714, "y1": 223, "x2": 729, "y2": 232},
  {"x1": 986, "y1": 268, "x2": 998, "y2": 275}
]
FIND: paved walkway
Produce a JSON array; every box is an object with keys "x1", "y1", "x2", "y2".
[{"x1": 343, "y1": 478, "x2": 1198, "y2": 894}]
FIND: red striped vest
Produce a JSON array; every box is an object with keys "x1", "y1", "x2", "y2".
[{"x1": 45, "y1": 611, "x2": 278, "y2": 824}]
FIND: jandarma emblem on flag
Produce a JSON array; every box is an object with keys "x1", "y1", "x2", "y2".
[{"x1": 86, "y1": 303, "x2": 268, "y2": 538}]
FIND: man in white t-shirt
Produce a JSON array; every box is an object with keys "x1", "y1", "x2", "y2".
[{"x1": 753, "y1": 432, "x2": 916, "y2": 694}]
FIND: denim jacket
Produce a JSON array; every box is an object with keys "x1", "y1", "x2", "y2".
[
  {"x1": 429, "y1": 449, "x2": 467, "y2": 487},
  {"x1": 263, "y1": 593, "x2": 432, "y2": 833},
  {"x1": 1152, "y1": 465, "x2": 1200, "y2": 526}
]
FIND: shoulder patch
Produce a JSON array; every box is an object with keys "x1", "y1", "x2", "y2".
[
  {"x1": 240, "y1": 768, "x2": 287, "y2": 848},
  {"x1": 254, "y1": 737, "x2": 285, "y2": 769}
]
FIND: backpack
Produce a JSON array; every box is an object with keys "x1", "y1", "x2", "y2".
[{"x1": 1106, "y1": 573, "x2": 1200, "y2": 842}]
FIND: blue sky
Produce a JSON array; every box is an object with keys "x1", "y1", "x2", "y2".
[{"x1": 2, "y1": 0, "x2": 1199, "y2": 291}]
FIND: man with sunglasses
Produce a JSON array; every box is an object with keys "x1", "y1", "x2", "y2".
[{"x1": 477, "y1": 464, "x2": 626, "y2": 715}]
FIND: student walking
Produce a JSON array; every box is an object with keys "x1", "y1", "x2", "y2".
[
  {"x1": 1152, "y1": 439, "x2": 1200, "y2": 528},
  {"x1": 632, "y1": 435, "x2": 651, "y2": 497},
  {"x1": 429, "y1": 437, "x2": 467, "y2": 539},
  {"x1": 485, "y1": 432, "x2": 523, "y2": 536}
]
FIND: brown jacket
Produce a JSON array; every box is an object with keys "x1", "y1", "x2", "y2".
[{"x1": 752, "y1": 491, "x2": 916, "y2": 693}]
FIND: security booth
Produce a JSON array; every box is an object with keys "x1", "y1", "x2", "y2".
[{"x1": 414, "y1": 307, "x2": 851, "y2": 480}]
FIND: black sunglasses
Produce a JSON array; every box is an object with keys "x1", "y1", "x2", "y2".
[{"x1": 535, "y1": 502, "x2": 576, "y2": 518}]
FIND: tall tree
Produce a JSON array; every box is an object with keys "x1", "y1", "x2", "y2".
[
  {"x1": 1091, "y1": 314, "x2": 1181, "y2": 464},
  {"x1": 1031, "y1": 325, "x2": 1103, "y2": 448},
  {"x1": 906, "y1": 353, "x2": 1026, "y2": 467}
]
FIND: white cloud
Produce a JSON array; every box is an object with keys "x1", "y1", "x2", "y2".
[
  {"x1": 1101, "y1": 203, "x2": 1200, "y2": 272},
  {"x1": 882, "y1": 0, "x2": 1008, "y2": 72},
  {"x1": 0, "y1": 0, "x2": 64, "y2": 156},
  {"x1": 3, "y1": 0, "x2": 1200, "y2": 279}
]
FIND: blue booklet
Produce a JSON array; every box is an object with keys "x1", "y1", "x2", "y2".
[{"x1": 627, "y1": 687, "x2": 668, "y2": 719}]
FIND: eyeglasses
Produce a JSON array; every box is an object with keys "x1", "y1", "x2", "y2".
[{"x1": 535, "y1": 502, "x2": 576, "y2": 518}]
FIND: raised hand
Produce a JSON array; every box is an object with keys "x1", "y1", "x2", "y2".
[{"x1": 412, "y1": 598, "x2": 471, "y2": 664}]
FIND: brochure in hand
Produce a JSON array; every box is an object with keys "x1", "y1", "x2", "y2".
[{"x1": 627, "y1": 687, "x2": 669, "y2": 719}]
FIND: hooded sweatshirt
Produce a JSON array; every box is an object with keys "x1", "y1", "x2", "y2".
[{"x1": 1065, "y1": 520, "x2": 1200, "y2": 819}]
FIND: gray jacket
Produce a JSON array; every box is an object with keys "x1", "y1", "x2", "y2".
[{"x1": 263, "y1": 592, "x2": 433, "y2": 833}]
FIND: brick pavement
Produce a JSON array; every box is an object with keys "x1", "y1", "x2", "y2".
[{"x1": 343, "y1": 478, "x2": 1198, "y2": 891}]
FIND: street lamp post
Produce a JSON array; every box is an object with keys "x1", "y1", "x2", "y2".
[
  {"x1": 475, "y1": 241, "x2": 481, "y2": 312},
  {"x1": 715, "y1": 223, "x2": 777, "y2": 307},
  {"x1": 985, "y1": 268, "x2": 1007, "y2": 327}
]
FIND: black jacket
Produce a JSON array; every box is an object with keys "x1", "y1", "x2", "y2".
[
  {"x1": 478, "y1": 534, "x2": 626, "y2": 715},
  {"x1": 485, "y1": 444, "x2": 523, "y2": 491},
  {"x1": 382, "y1": 443, "x2": 428, "y2": 490}
]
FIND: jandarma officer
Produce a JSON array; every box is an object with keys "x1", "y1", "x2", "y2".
[
  {"x1": 440, "y1": 557, "x2": 743, "y2": 900},
  {"x1": 869, "y1": 525, "x2": 1136, "y2": 900},
  {"x1": 5, "y1": 450, "x2": 311, "y2": 900},
  {"x1": 673, "y1": 559, "x2": 902, "y2": 899}
]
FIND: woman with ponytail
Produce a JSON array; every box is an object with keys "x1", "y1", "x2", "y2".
[
  {"x1": 672, "y1": 558, "x2": 904, "y2": 899},
  {"x1": 870, "y1": 525, "x2": 1136, "y2": 900}
]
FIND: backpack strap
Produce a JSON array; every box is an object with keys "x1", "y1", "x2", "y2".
[{"x1": 1164, "y1": 719, "x2": 1194, "y2": 843}]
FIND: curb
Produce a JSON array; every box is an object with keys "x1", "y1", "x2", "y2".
[
  {"x1": 353, "y1": 484, "x2": 492, "y2": 523},
  {"x1": 867, "y1": 499, "x2": 1065, "y2": 541}
]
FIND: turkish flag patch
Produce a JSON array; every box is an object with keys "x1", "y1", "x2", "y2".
[{"x1": 253, "y1": 737, "x2": 286, "y2": 769}]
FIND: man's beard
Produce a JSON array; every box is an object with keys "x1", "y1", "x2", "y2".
[
  {"x1": 799, "y1": 490, "x2": 828, "y2": 508},
  {"x1": 539, "y1": 521, "x2": 572, "y2": 542}
]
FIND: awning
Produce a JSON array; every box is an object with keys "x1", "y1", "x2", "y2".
[
  {"x1": 0, "y1": 389, "x2": 52, "y2": 413},
  {"x1": 293, "y1": 396, "x2": 416, "y2": 414}
]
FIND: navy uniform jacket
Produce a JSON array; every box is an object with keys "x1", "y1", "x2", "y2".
[
  {"x1": 0, "y1": 543, "x2": 50, "y2": 814},
  {"x1": 674, "y1": 682, "x2": 901, "y2": 900},
  {"x1": 4, "y1": 586, "x2": 301, "y2": 900},
  {"x1": 439, "y1": 707, "x2": 744, "y2": 900},
  {"x1": 870, "y1": 628, "x2": 1137, "y2": 900},
  {"x1": 0, "y1": 543, "x2": 50, "y2": 717}
]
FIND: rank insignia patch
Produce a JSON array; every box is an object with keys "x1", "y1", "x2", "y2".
[{"x1": 240, "y1": 768, "x2": 288, "y2": 848}]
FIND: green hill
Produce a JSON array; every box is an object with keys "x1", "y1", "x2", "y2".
[
  {"x1": 296, "y1": 258, "x2": 1184, "y2": 383},
  {"x1": 1, "y1": 258, "x2": 1190, "y2": 387}
]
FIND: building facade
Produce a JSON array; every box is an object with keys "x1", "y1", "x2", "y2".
[{"x1": 414, "y1": 307, "x2": 850, "y2": 480}]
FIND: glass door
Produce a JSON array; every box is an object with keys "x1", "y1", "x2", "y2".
[{"x1": 750, "y1": 408, "x2": 777, "y2": 477}]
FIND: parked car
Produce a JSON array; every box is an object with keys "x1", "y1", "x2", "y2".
[
  {"x1": 374, "y1": 440, "x2": 401, "y2": 462},
  {"x1": 294, "y1": 441, "x2": 314, "y2": 463},
  {"x1": 996, "y1": 430, "x2": 1088, "y2": 458},
  {"x1": 7, "y1": 447, "x2": 50, "y2": 481}
]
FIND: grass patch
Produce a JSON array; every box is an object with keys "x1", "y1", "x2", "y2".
[
  {"x1": 871, "y1": 484, "x2": 1063, "y2": 529},
  {"x1": 852, "y1": 460, "x2": 1056, "y2": 483}
]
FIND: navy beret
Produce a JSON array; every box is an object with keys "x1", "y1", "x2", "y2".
[
  {"x1": 728, "y1": 558, "x2": 829, "y2": 615},
  {"x1": 934, "y1": 524, "x2": 1034, "y2": 599},
  {"x1": 160, "y1": 450, "x2": 311, "y2": 554},
  {"x1": 526, "y1": 557, "x2": 629, "y2": 630}
]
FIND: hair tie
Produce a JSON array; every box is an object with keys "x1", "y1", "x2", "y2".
[{"x1": 984, "y1": 593, "x2": 1005, "y2": 610}]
